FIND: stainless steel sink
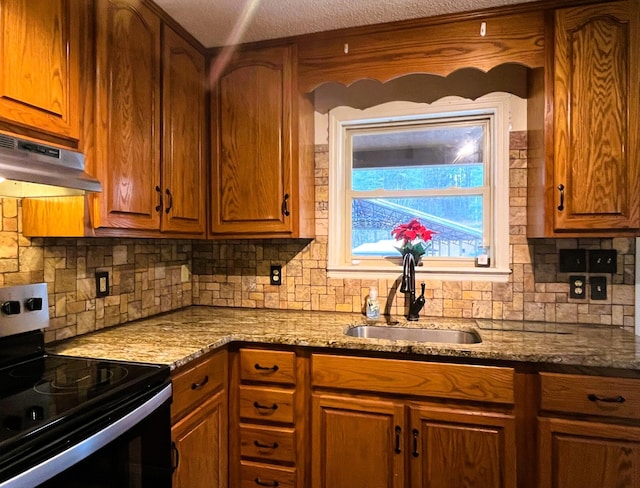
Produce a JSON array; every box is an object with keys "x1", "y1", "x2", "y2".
[{"x1": 345, "y1": 325, "x2": 482, "y2": 344}]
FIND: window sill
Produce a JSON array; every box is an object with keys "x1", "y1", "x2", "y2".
[{"x1": 327, "y1": 265, "x2": 512, "y2": 282}]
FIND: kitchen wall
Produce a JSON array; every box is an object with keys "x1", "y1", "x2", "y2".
[
  {"x1": 0, "y1": 129, "x2": 633, "y2": 345},
  {"x1": 0, "y1": 199, "x2": 193, "y2": 342},
  {"x1": 192, "y1": 133, "x2": 635, "y2": 326},
  {"x1": 0, "y1": 83, "x2": 634, "y2": 342}
]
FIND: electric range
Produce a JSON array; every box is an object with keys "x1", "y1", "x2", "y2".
[{"x1": 0, "y1": 283, "x2": 172, "y2": 487}]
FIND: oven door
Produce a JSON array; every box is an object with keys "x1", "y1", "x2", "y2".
[{"x1": 1, "y1": 384, "x2": 172, "y2": 488}]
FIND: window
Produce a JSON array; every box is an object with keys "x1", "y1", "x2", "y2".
[{"x1": 327, "y1": 95, "x2": 512, "y2": 280}]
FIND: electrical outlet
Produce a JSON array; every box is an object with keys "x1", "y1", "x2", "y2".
[
  {"x1": 569, "y1": 275, "x2": 586, "y2": 299},
  {"x1": 559, "y1": 249, "x2": 587, "y2": 272},
  {"x1": 590, "y1": 276, "x2": 607, "y2": 300},
  {"x1": 589, "y1": 250, "x2": 617, "y2": 274},
  {"x1": 270, "y1": 265, "x2": 282, "y2": 285},
  {"x1": 95, "y1": 271, "x2": 109, "y2": 298}
]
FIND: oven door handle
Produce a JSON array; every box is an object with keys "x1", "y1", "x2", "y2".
[{"x1": 0, "y1": 383, "x2": 172, "y2": 488}]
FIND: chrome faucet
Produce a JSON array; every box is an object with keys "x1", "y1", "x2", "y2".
[{"x1": 400, "y1": 253, "x2": 425, "y2": 321}]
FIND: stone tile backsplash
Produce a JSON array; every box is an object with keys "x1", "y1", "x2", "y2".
[
  {"x1": 0, "y1": 131, "x2": 634, "y2": 343},
  {"x1": 191, "y1": 132, "x2": 636, "y2": 327}
]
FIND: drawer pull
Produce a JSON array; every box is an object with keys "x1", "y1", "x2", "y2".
[
  {"x1": 254, "y1": 363, "x2": 280, "y2": 373},
  {"x1": 254, "y1": 401, "x2": 279, "y2": 412},
  {"x1": 254, "y1": 440, "x2": 279, "y2": 450},
  {"x1": 394, "y1": 425, "x2": 402, "y2": 454},
  {"x1": 191, "y1": 375, "x2": 210, "y2": 390},
  {"x1": 588, "y1": 393, "x2": 626, "y2": 404},
  {"x1": 412, "y1": 429, "x2": 419, "y2": 458},
  {"x1": 255, "y1": 478, "x2": 279, "y2": 487}
]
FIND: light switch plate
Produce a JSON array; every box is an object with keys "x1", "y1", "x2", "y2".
[
  {"x1": 559, "y1": 249, "x2": 587, "y2": 272},
  {"x1": 589, "y1": 250, "x2": 617, "y2": 274},
  {"x1": 95, "y1": 271, "x2": 109, "y2": 298},
  {"x1": 590, "y1": 276, "x2": 607, "y2": 300}
]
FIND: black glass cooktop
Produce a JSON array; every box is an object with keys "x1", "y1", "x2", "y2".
[{"x1": 0, "y1": 354, "x2": 169, "y2": 447}]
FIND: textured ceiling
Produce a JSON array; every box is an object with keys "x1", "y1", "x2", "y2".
[{"x1": 154, "y1": 0, "x2": 538, "y2": 48}]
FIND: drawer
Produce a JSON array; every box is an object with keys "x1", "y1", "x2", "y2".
[
  {"x1": 239, "y1": 385, "x2": 296, "y2": 424},
  {"x1": 312, "y1": 354, "x2": 514, "y2": 404},
  {"x1": 171, "y1": 350, "x2": 227, "y2": 422},
  {"x1": 240, "y1": 424, "x2": 296, "y2": 464},
  {"x1": 240, "y1": 460, "x2": 296, "y2": 488},
  {"x1": 240, "y1": 349, "x2": 296, "y2": 385},
  {"x1": 540, "y1": 372, "x2": 640, "y2": 420}
]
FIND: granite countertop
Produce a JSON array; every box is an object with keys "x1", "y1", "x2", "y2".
[{"x1": 47, "y1": 306, "x2": 640, "y2": 371}]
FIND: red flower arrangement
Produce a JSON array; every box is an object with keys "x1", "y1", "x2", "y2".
[{"x1": 391, "y1": 218, "x2": 436, "y2": 260}]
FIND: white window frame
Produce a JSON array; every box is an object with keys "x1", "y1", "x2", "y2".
[{"x1": 327, "y1": 94, "x2": 513, "y2": 281}]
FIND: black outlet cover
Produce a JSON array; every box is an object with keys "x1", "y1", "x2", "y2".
[
  {"x1": 589, "y1": 249, "x2": 617, "y2": 274},
  {"x1": 559, "y1": 249, "x2": 587, "y2": 273},
  {"x1": 569, "y1": 275, "x2": 586, "y2": 299},
  {"x1": 270, "y1": 265, "x2": 282, "y2": 286}
]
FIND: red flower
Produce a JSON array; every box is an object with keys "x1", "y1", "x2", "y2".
[{"x1": 391, "y1": 219, "x2": 436, "y2": 245}]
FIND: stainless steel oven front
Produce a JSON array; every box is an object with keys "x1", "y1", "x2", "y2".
[{"x1": 0, "y1": 283, "x2": 173, "y2": 487}]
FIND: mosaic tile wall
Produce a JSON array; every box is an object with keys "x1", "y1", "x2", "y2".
[
  {"x1": 0, "y1": 132, "x2": 634, "y2": 344},
  {"x1": 192, "y1": 132, "x2": 636, "y2": 327},
  {"x1": 0, "y1": 200, "x2": 193, "y2": 343}
]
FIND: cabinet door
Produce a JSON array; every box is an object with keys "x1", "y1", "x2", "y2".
[
  {"x1": 0, "y1": 0, "x2": 80, "y2": 143},
  {"x1": 95, "y1": 0, "x2": 162, "y2": 230},
  {"x1": 553, "y1": 0, "x2": 640, "y2": 232},
  {"x1": 539, "y1": 417, "x2": 640, "y2": 488},
  {"x1": 311, "y1": 393, "x2": 406, "y2": 488},
  {"x1": 172, "y1": 389, "x2": 228, "y2": 488},
  {"x1": 211, "y1": 45, "x2": 294, "y2": 236},
  {"x1": 409, "y1": 404, "x2": 516, "y2": 488},
  {"x1": 161, "y1": 26, "x2": 206, "y2": 235}
]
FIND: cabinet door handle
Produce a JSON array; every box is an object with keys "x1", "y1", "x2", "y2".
[
  {"x1": 588, "y1": 393, "x2": 625, "y2": 403},
  {"x1": 254, "y1": 478, "x2": 279, "y2": 487},
  {"x1": 155, "y1": 185, "x2": 163, "y2": 213},
  {"x1": 165, "y1": 188, "x2": 173, "y2": 214},
  {"x1": 253, "y1": 401, "x2": 278, "y2": 411},
  {"x1": 254, "y1": 440, "x2": 279, "y2": 449},
  {"x1": 191, "y1": 375, "x2": 209, "y2": 390},
  {"x1": 254, "y1": 363, "x2": 279, "y2": 372},
  {"x1": 557, "y1": 184, "x2": 565, "y2": 211},
  {"x1": 171, "y1": 441, "x2": 180, "y2": 472},
  {"x1": 394, "y1": 425, "x2": 402, "y2": 454},
  {"x1": 411, "y1": 429, "x2": 419, "y2": 458},
  {"x1": 281, "y1": 193, "x2": 290, "y2": 217}
]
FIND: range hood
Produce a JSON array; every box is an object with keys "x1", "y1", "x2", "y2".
[{"x1": 0, "y1": 134, "x2": 101, "y2": 197}]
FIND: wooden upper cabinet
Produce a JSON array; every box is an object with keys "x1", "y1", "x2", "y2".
[
  {"x1": 0, "y1": 0, "x2": 80, "y2": 144},
  {"x1": 161, "y1": 25, "x2": 206, "y2": 235},
  {"x1": 528, "y1": 0, "x2": 640, "y2": 236},
  {"x1": 210, "y1": 43, "x2": 315, "y2": 238},
  {"x1": 553, "y1": 0, "x2": 639, "y2": 232},
  {"x1": 94, "y1": 0, "x2": 162, "y2": 231}
]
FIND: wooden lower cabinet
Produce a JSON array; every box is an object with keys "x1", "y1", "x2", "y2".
[
  {"x1": 311, "y1": 392, "x2": 515, "y2": 488},
  {"x1": 312, "y1": 394, "x2": 406, "y2": 488},
  {"x1": 409, "y1": 404, "x2": 517, "y2": 488},
  {"x1": 171, "y1": 349, "x2": 228, "y2": 488},
  {"x1": 310, "y1": 353, "x2": 519, "y2": 487},
  {"x1": 538, "y1": 371, "x2": 640, "y2": 487},
  {"x1": 538, "y1": 416, "x2": 640, "y2": 488},
  {"x1": 172, "y1": 389, "x2": 228, "y2": 488},
  {"x1": 231, "y1": 347, "x2": 306, "y2": 487}
]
